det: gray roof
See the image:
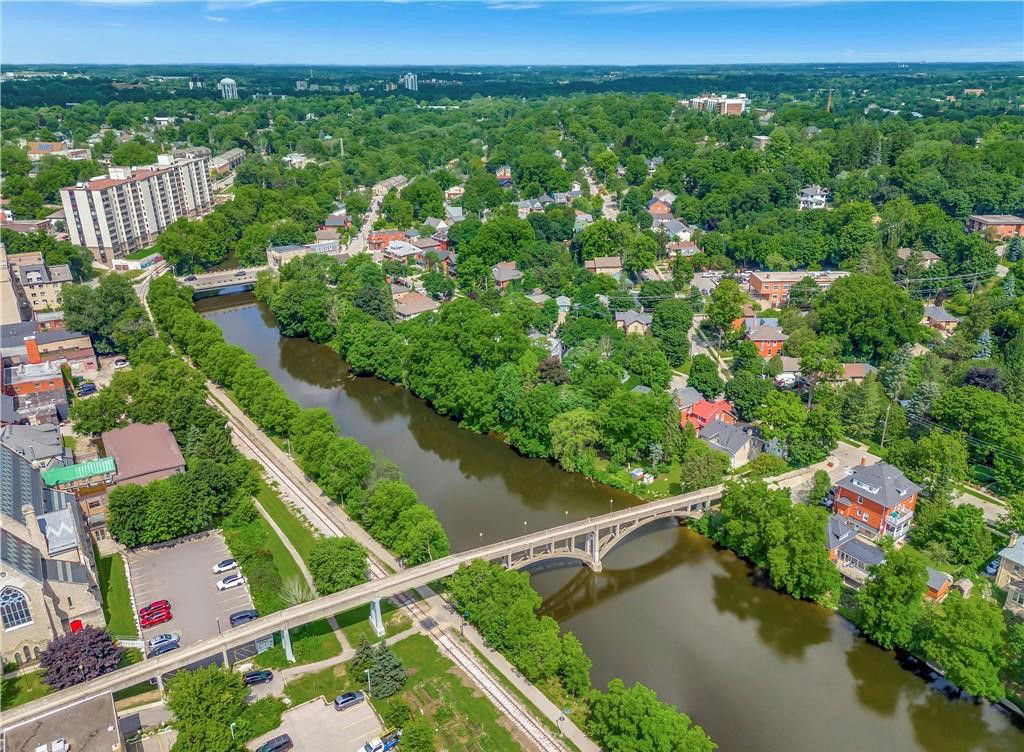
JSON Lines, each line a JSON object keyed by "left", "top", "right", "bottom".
{"left": 614, "top": 310, "right": 652, "bottom": 327}
{"left": 526, "top": 292, "right": 551, "bottom": 305}
{"left": 800, "top": 184, "right": 827, "bottom": 197}
{"left": 19, "top": 263, "right": 72, "bottom": 286}
{"left": 838, "top": 537, "right": 885, "bottom": 569}
{"left": 1, "top": 444, "right": 43, "bottom": 524}
{"left": 323, "top": 214, "right": 349, "bottom": 227}
{"left": 923, "top": 305, "right": 959, "bottom": 323}
{"left": 492, "top": 262, "right": 523, "bottom": 283}
{"left": 658, "top": 219, "right": 689, "bottom": 237}
{"left": 746, "top": 324, "right": 789, "bottom": 342}
{"left": 424, "top": 217, "right": 444, "bottom": 228}
{"left": 445, "top": 205, "right": 464, "bottom": 221}
{"left": 555, "top": 295, "right": 571, "bottom": 307}
{"left": 699, "top": 420, "right": 753, "bottom": 457}
{"left": 926, "top": 567, "right": 952, "bottom": 592}
{"left": 826, "top": 514, "right": 859, "bottom": 551}
{"left": 0, "top": 394, "right": 15, "bottom": 424}
{"left": 999, "top": 536, "right": 1024, "bottom": 568}
{"left": 0, "top": 528, "right": 44, "bottom": 581}
{"left": 0, "top": 321, "right": 36, "bottom": 343}
{"left": 836, "top": 462, "right": 922, "bottom": 510}
{"left": 674, "top": 386, "right": 703, "bottom": 408}
{"left": 38, "top": 507, "right": 79, "bottom": 556}
{"left": 743, "top": 316, "right": 780, "bottom": 331}
{"left": 0, "top": 423, "right": 64, "bottom": 463}
{"left": 34, "top": 328, "right": 89, "bottom": 346}
{"left": 631, "top": 385, "right": 652, "bottom": 394}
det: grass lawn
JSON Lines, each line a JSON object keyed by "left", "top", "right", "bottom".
{"left": 96, "top": 550, "right": 137, "bottom": 638}
{"left": 257, "top": 480, "right": 319, "bottom": 562}
{"left": 253, "top": 619, "right": 341, "bottom": 669}
{"left": 645, "top": 461, "right": 682, "bottom": 498}
{"left": 336, "top": 601, "right": 412, "bottom": 646}
{"left": 390, "top": 634, "right": 522, "bottom": 752}
{"left": 283, "top": 661, "right": 359, "bottom": 706}
{"left": 0, "top": 670, "right": 51, "bottom": 710}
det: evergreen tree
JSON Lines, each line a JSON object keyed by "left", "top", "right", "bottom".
{"left": 351, "top": 637, "right": 376, "bottom": 674}
{"left": 975, "top": 328, "right": 993, "bottom": 360}
{"left": 1007, "top": 236, "right": 1023, "bottom": 262}
{"left": 369, "top": 642, "right": 407, "bottom": 699}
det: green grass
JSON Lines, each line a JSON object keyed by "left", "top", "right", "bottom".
{"left": 253, "top": 513, "right": 306, "bottom": 595}
{"left": 257, "top": 480, "right": 319, "bottom": 562}
{"left": 96, "top": 550, "right": 137, "bottom": 637}
{"left": 336, "top": 601, "right": 412, "bottom": 646}
{"left": 645, "top": 461, "right": 682, "bottom": 498}
{"left": 253, "top": 619, "right": 341, "bottom": 669}
{"left": 283, "top": 661, "right": 359, "bottom": 706}
{"left": 124, "top": 248, "right": 159, "bottom": 261}
{"left": 0, "top": 670, "right": 51, "bottom": 710}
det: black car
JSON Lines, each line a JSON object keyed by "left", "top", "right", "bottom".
{"left": 147, "top": 639, "right": 180, "bottom": 658}
{"left": 229, "top": 609, "right": 259, "bottom": 627}
{"left": 243, "top": 669, "right": 273, "bottom": 686}
{"left": 76, "top": 383, "right": 97, "bottom": 397}
{"left": 185, "top": 275, "right": 197, "bottom": 281}
{"left": 258, "top": 734, "right": 292, "bottom": 752}
{"left": 333, "top": 690, "right": 365, "bottom": 711}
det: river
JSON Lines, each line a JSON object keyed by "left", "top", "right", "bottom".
{"left": 198, "top": 291, "right": 1022, "bottom": 752}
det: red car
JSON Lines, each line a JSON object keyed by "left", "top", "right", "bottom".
{"left": 138, "top": 600, "right": 170, "bottom": 616}
{"left": 140, "top": 608, "right": 172, "bottom": 628}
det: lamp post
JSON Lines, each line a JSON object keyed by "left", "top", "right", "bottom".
{"left": 557, "top": 715, "right": 565, "bottom": 733}
{"left": 365, "top": 668, "right": 372, "bottom": 697}
{"left": 609, "top": 498, "right": 614, "bottom": 514}
{"left": 229, "top": 722, "right": 237, "bottom": 740}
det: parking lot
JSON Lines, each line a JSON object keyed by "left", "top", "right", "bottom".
{"left": 127, "top": 532, "right": 253, "bottom": 650}
{"left": 247, "top": 696, "right": 382, "bottom": 752}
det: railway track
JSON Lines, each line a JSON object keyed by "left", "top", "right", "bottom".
{"left": 222, "top": 406, "right": 569, "bottom": 752}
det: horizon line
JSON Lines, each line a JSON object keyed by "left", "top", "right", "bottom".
{"left": 5, "top": 59, "right": 1022, "bottom": 66}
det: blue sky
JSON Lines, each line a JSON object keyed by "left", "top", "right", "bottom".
{"left": 2, "top": 2, "right": 1022, "bottom": 66}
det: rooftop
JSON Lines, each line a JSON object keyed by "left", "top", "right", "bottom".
{"left": 836, "top": 461, "right": 922, "bottom": 510}
{"left": 101, "top": 422, "right": 185, "bottom": 484}
{"left": 969, "top": 214, "right": 1024, "bottom": 224}
{"left": 394, "top": 291, "right": 441, "bottom": 318}
{"left": 999, "top": 535, "right": 1024, "bottom": 568}
{"left": 2, "top": 693, "right": 121, "bottom": 752}
{"left": 42, "top": 456, "right": 116, "bottom": 486}
{"left": 699, "top": 420, "right": 753, "bottom": 457}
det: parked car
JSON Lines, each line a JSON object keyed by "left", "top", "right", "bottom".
{"left": 211, "top": 558, "right": 237, "bottom": 574}
{"left": 357, "top": 730, "right": 401, "bottom": 752}
{"left": 113, "top": 358, "right": 130, "bottom": 369}
{"left": 985, "top": 559, "right": 1000, "bottom": 576}
{"left": 140, "top": 609, "right": 172, "bottom": 629}
{"left": 146, "top": 633, "right": 178, "bottom": 650}
{"left": 258, "top": 735, "right": 293, "bottom": 752}
{"left": 184, "top": 275, "right": 197, "bottom": 281}
{"left": 243, "top": 670, "right": 274, "bottom": 686}
{"left": 76, "top": 383, "right": 97, "bottom": 397}
{"left": 147, "top": 639, "right": 179, "bottom": 658}
{"left": 333, "top": 691, "right": 365, "bottom": 711}
{"left": 229, "top": 609, "right": 259, "bottom": 627}
{"left": 234, "top": 269, "right": 247, "bottom": 277}
{"left": 216, "top": 574, "right": 246, "bottom": 591}
{"left": 139, "top": 600, "right": 170, "bottom": 616}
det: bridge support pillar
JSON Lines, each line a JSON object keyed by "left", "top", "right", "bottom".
{"left": 155, "top": 672, "right": 164, "bottom": 693}
{"left": 588, "top": 531, "right": 603, "bottom": 572}
{"left": 369, "top": 597, "right": 385, "bottom": 638}
{"left": 281, "top": 627, "right": 295, "bottom": 663}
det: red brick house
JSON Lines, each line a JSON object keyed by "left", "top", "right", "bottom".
{"left": 646, "top": 198, "right": 673, "bottom": 218}
{"left": 832, "top": 460, "right": 921, "bottom": 542}
{"left": 368, "top": 229, "right": 408, "bottom": 252}
{"left": 742, "top": 317, "right": 788, "bottom": 358}
{"left": 682, "top": 398, "right": 736, "bottom": 430}
{"left": 966, "top": 214, "right": 1024, "bottom": 239}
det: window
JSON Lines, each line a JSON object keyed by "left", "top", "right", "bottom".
{"left": 1, "top": 587, "right": 32, "bottom": 630}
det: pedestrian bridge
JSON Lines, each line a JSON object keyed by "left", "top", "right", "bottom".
{"left": 179, "top": 266, "right": 267, "bottom": 293}
{"left": 0, "top": 484, "right": 723, "bottom": 729}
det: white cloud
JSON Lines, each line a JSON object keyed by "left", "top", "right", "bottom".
{"left": 487, "top": 2, "right": 542, "bottom": 9}
{"left": 205, "top": 14, "right": 228, "bottom": 21}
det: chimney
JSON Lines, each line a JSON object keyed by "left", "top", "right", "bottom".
{"left": 1011, "top": 532, "right": 1020, "bottom": 547}
{"left": 860, "top": 457, "right": 867, "bottom": 466}
{"left": 24, "top": 336, "right": 41, "bottom": 365}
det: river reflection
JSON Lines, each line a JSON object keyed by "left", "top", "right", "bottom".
{"left": 199, "top": 293, "right": 1022, "bottom": 752}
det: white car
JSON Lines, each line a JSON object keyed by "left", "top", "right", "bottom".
{"left": 211, "top": 558, "right": 237, "bottom": 574}
{"left": 113, "top": 359, "right": 130, "bottom": 369}
{"left": 216, "top": 574, "right": 246, "bottom": 591}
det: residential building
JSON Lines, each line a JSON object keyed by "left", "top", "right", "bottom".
{"left": 529, "top": 331, "right": 564, "bottom": 361}
{"left": 683, "top": 398, "right": 736, "bottom": 431}
{"left": 965, "top": 214, "right": 1024, "bottom": 239}
{"left": 584, "top": 256, "right": 623, "bottom": 276}
{"left": 742, "top": 316, "right": 789, "bottom": 357}
{"left": 922, "top": 305, "right": 960, "bottom": 334}
{"left": 102, "top": 422, "right": 186, "bottom": 486}
{"left": 444, "top": 204, "right": 464, "bottom": 224}
{"left": 684, "top": 93, "right": 749, "bottom": 115}
{"left": 2, "top": 348, "right": 65, "bottom": 399}
{"left": 832, "top": 534, "right": 885, "bottom": 588}
{"left": 394, "top": 291, "right": 440, "bottom": 320}
{"left": 798, "top": 185, "right": 828, "bottom": 210}
{"left": 646, "top": 197, "right": 673, "bottom": 218}
{"left": 752, "top": 135, "right": 771, "bottom": 151}
{"left": 210, "top": 147, "right": 245, "bottom": 174}
{"left": 896, "top": 247, "right": 941, "bottom": 269}
{"left": 491, "top": 261, "right": 524, "bottom": 292}
{"left": 646, "top": 156, "right": 664, "bottom": 174}
{"left": 963, "top": 88, "right": 985, "bottom": 96}
{"left": 748, "top": 270, "right": 848, "bottom": 306}
{"left": 24, "top": 141, "right": 69, "bottom": 162}
{"left": 495, "top": 165, "right": 512, "bottom": 181}
{"left": 996, "top": 534, "right": 1024, "bottom": 619}
{"left": 0, "top": 216, "right": 58, "bottom": 236}
{"left": 2, "top": 693, "right": 122, "bottom": 752}
{"left": 384, "top": 239, "right": 423, "bottom": 264}
{"left": 655, "top": 218, "right": 691, "bottom": 241}
{"left": 831, "top": 362, "right": 878, "bottom": 384}
{"left": 515, "top": 199, "right": 544, "bottom": 219}
{"left": 652, "top": 189, "right": 677, "bottom": 206}
{"left": 526, "top": 291, "right": 551, "bottom": 306}
{"left": 12, "top": 259, "right": 72, "bottom": 314}
{"left": 218, "top": 77, "right": 238, "bottom": 100}
{"left": 368, "top": 229, "right": 408, "bottom": 251}
{"left": 927, "top": 568, "right": 953, "bottom": 601}
{"left": 445, "top": 184, "right": 465, "bottom": 201}
{"left": 573, "top": 211, "right": 593, "bottom": 232}
{"left": 282, "top": 153, "right": 312, "bottom": 169}
{"left": 667, "top": 240, "right": 700, "bottom": 257}
{"left": 312, "top": 229, "right": 340, "bottom": 253}
{"left": 0, "top": 423, "right": 67, "bottom": 468}
{"left": 60, "top": 153, "right": 213, "bottom": 265}
{"left": 614, "top": 310, "right": 652, "bottom": 336}
{"left": 673, "top": 386, "right": 704, "bottom": 414}
{"left": 699, "top": 421, "right": 762, "bottom": 468}
{"left": 832, "top": 460, "right": 921, "bottom": 542}
{"left": 400, "top": 72, "right": 418, "bottom": 91}
{"left": 0, "top": 444, "right": 104, "bottom": 668}
{"left": 322, "top": 211, "right": 352, "bottom": 230}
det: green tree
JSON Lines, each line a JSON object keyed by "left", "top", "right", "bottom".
{"left": 559, "top": 632, "right": 592, "bottom": 697}
{"left": 307, "top": 538, "right": 368, "bottom": 595}
{"left": 166, "top": 665, "right": 249, "bottom": 730}
{"left": 724, "top": 371, "right": 772, "bottom": 421}
{"left": 855, "top": 544, "right": 928, "bottom": 650}
{"left": 587, "top": 679, "right": 715, "bottom": 752}
{"left": 765, "top": 504, "right": 841, "bottom": 604}
{"left": 920, "top": 593, "right": 1007, "bottom": 700}
{"left": 651, "top": 299, "right": 693, "bottom": 366}
{"left": 368, "top": 642, "right": 407, "bottom": 699}
{"left": 884, "top": 431, "right": 969, "bottom": 504}
{"left": 400, "top": 719, "right": 436, "bottom": 752}
{"left": 688, "top": 354, "right": 723, "bottom": 398}
{"left": 910, "top": 503, "right": 991, "bottom": 568}
{"left": 814, "top": 274, "right": 923, "bottom": 362}
{"left": 705, "top": 278, "right": 744, "bottom": 344}
{"left": 550, "top": 408, "right": 600, "bottom": 473}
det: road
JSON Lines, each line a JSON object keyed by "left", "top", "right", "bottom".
{"left": 583, "top": 167, "right": 618, "bottom": 220}
{"left": 346, "top": 176, "right": 400, "bottom": 256}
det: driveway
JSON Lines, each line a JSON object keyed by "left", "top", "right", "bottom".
{"left": 127, "top": 532, "right": 253, "bottom": 651}
{"left": 247, "top": 697, "right": 381, "bottom": 752}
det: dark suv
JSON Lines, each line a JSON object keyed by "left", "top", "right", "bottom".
{"left": 229, "top": 609, "right": 259, "bottom": 627}
{"left": 258, "top": 734, "right": 292, "bottom": 752}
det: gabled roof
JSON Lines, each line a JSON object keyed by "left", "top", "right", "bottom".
{"left": 838, "top": 537, "right": 885, "bottom": 569}
{"left": 0, "top": 528, "right": 44, "bottom": 582}
{"left": 614, "top": 310, "right": 652, "bottom": 327}
{"left": 673, "top": 386, "right": 703, "bottom": 409}
{"left": 923, "top": 305, "right": 959, "bottom": 323}
{"left": 699, "top": 420, "right": 751, "bottom": 456}
{"left": 835, "top": 461, "right": 922, "bottom": 510}
{"left": 492, "top": 261, "right": 524, "bottom": 283}
{"left": 926, "top": 567, "right": 953, "bottom": 592}
{"left": 999, "top": 536, "right": 1024, "bottom": 568}
{"left": 826, "top": 514, "right": 859, "bottom": 551}
{"left": 746, "top": 324, "right": 789, "bottom": 343}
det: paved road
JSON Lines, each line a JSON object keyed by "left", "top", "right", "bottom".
{"left": 583, "top": 167, "right": 618, "bottom": 220}
{"left": 346, "top": 176, "right": 400, "bottom": 256}
{"left": 247, "top": 697, "right": 381, "bottom": 752}
{"left": 953, "top": 490, "right": 1005, "bottom": 523}
{"left": 180, "top": 268, "right": 263, "bottom": 291}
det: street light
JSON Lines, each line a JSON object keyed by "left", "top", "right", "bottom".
{"left": 365, "top": 668, "right": 372, "bottom": 697}
{"left": 609, "top": 498, "right": 614, "bottom": 514}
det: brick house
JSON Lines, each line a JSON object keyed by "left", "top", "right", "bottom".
{"left": 742, "top": 317, "right": 788, "bottom": 358}
{"left": 832, "top": 460, "right": 921, "bottom": 542}
{"left": 682, "top": 398, "right": 736, "bottom": 430}
{"left": 966, "top": 214, "right": 1024, "bottom": 239}
{"left": 646, "top": 198, "right": 673, "bottom": 219}
{"left": 748, "top": 270, "right": 848, "bottom": 306}
{"left": 368, "top": 229, "right": 408, "bottom": 252}
{"left": 491, "top": 261, "right": 524, "bottom": 292}
{"left": 921, "top": 305, "right": 960, "bottom": 334}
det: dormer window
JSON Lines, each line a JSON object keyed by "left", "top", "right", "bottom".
{"left": 851, "top": 479, "right": 879, "bottom": 494}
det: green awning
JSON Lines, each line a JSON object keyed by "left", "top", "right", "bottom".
{"left": 42, "top": 456, "right": 116, "bottom": 486}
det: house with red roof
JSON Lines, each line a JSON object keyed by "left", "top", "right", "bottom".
{"left": 682, "top": 398, "right": 736, "bottom": 430}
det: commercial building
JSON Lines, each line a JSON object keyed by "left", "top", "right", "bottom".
{"left": 102, "top": 422, "right": 185, "bottom": 486}
{"left": 60, "top": 153, "right": 213, "bottom": 265}
{"left": 748, "top": 270, "right": 848, "bottom": 306}
{"left": 0, "top": 444, "right": 104, "bottom": 668}
{"left": 3, "top": 693, "right": 122, "bottom": 752}
{"left": 400, "top": 72, "right": 418, "bottom": 91}
{"left": 683, "top": 93, "right": 749, "bottom": 115}
{"left": 965, "top": 214, "right": 1024, "bottom": 239}
{"left": 218, "top": 77, "right": 239, "bottom": 100}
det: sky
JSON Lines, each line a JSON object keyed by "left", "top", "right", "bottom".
{"left": 2, "top": 1, "right": 1022, "bottom": 66}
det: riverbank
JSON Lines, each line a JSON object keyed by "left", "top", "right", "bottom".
{"left": 199, "top": 291, "right": 1023, "bottom": 752}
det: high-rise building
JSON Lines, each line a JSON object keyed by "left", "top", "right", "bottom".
{"left": 60, "top": 154, "right": 214, "bottom": 265}
{"left": 399, "top": 72, "right": 418, "bottom": 92}
{"left": 217, "top": 77, "right": 238, "bottom": 100}
{"left": 188, "top": 74, "right": 204, "bottom": 90}
{"left": 684, "top": 93, "right": 749, "bottom": 115}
